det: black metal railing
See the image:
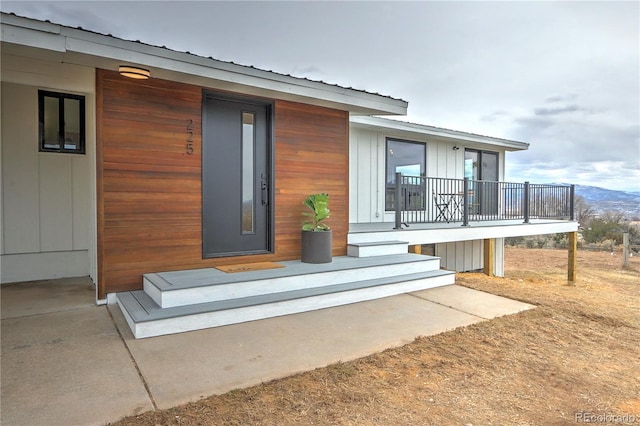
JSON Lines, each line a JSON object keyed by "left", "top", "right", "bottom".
{"left": 391, "top": 173, "right": 574, "bottom": 229}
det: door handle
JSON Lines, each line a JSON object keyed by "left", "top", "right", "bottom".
{"left": 261, "top": 173, "right": 268, "bottom": 206}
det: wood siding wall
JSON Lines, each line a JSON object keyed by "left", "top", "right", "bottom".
{"left": 274, "top": 100, "right": 349, "bottom": 259}
{"left": 96, "top": 70, "right": 348, "bottom": 298}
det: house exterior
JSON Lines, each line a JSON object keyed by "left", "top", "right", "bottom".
{"left": 1, "top": 13, "right": 577, "bottom": 330}
{"left": 1, "top": 13, "right": 406, "bottom": 301}
{"left": 347, "top": 116, "right": 578, "bottom": 275}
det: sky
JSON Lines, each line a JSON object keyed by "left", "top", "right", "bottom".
{"left": 3, "top": 1, "right": 639, "bottom": 192}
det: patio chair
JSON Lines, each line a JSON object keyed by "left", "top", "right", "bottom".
{"left": 433, "top": 191, "right": 451, "bottom": 222}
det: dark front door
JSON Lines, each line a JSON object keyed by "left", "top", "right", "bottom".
{"left": 202, "top": 93, "right": 272, "bottom": 257}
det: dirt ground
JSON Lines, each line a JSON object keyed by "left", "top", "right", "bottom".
{"left": 112, "top": 247, "right": 640, "bottom": 425}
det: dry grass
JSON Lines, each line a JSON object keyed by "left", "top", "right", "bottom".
{"left": 112, "top": 248, "right": 640, "bottom": 425}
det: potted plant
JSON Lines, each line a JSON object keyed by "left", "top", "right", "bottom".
{"left": 301, "top": 193, "right": 332, "bottom": 263}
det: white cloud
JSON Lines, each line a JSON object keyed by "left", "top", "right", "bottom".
{"left": 2, "top": 0, "right": 638, "bottom": 191}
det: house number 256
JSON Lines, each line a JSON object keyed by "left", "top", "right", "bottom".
{"left": 186, "top": 119, "right": 194, "bottom": 155}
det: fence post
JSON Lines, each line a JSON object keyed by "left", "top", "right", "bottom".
{"left": 622, "top": 232, "right": 630, "bottom": 269}
{"left": 568, "top": 231, "right": 577, "bottom": 284}
{"left": 462, "top": 177, "right": 470, "bottom": 227}
{"left": 570, "top": 184, "right": 575, "bottom": 221}
{"left": 394, "top": 172, "right": 402, "bottom": 229}
{"left": 523, "top": 181, "right": 530, "bottom": 224}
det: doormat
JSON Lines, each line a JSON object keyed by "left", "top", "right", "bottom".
{"left": 215, "top": 262, "right": 285, "bottom": 273}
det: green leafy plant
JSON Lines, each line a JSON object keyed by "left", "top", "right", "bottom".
{"left": 302, "top": 193, "right": 331, "bottom": 231}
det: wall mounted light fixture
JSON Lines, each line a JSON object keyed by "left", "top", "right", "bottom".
{"left": 452, "top": 146, "right": 460, "bottom": 151}
{"left": 119, "top": 65, "right": 150, "bottom": 79}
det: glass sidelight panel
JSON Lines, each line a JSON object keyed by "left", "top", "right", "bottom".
{"left": 242, "top": 112, "right": 255, "bottom": 234}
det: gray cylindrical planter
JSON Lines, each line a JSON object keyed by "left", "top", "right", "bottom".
{"left": 301, "top": 230, "right": 333, "bottom": 264}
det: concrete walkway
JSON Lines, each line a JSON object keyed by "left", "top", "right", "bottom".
{"left": 1, "top": 277, "right": 534, "bottom": 426}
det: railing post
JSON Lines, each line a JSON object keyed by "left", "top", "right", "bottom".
{"left": 462, "top": 177, "right": 470, "bottom": 227}
{"left": 523, "top": 181, "right": 530, "bottom": 223}
{"left": 394, "top": 172, "right": 402, "bottom": 229}
{"left": 570, "top": 184, "right": 575, "bottom": 221}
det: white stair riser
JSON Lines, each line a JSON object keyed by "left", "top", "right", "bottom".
{"left": 347, "top": 244, "right": 408, "bottom": 257}
{"left": 144, "top": 277, "right": 162, "bottom": 307}
{"left": 126, "top": 274, "right": 455, "bottom": 339}
{"left": 147, "top": 259, "right": 441, "bottom": 308}
{"left": 118, "top": 297, "right": 139, "bottom": 340}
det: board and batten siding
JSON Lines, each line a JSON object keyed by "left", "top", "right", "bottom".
{"left": 436, "top": 238, "right": 505, "bottom": 276}
{"left": 349, "top": 126, "right": 466, "bottom": 223}
{"left": 349, "top": 125, "right": 507, "bottom": 275}
{"left": 97, "top": 70, "right": 349, "bottom": 298}
{"left": 436, "top": 241, "right": 483, "bottom": 273}
{"left": 0, "top": 58, "right": 95, "bottom": 284}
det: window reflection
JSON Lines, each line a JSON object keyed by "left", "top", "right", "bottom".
{"left": 63, "top": 98, "right": 81, "bottom": 150}
{"left": 385, "top": 139, "right": 425, "bottom": 211}
{"left": 43, "top": 96, "right": 60, "bottom": 149}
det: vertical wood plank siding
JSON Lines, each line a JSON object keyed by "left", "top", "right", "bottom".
{"left": 274, "top": 100, "right": 349, "bottom": 261}
{"left": 96, "top": 70, "right": 348, "bottom": 298}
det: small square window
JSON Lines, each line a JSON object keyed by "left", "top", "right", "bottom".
{"left": 38, "top": 90, "right": 86, "bottom": 154}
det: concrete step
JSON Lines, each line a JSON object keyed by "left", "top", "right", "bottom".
{"left": 347, "top": 240, "right": 409, "bottom": 257}
{"left": 144, "top": 254, "right": 441, "bottom": 308}
{"left": 117, "top": 269, "right": 455, "bottom": 339}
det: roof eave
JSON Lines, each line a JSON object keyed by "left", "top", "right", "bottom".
{"left": 350, "top": 116, "right": 529, "bottom": 151}
{"left": 0, "top": 13, "right": 408, "bottom": 116}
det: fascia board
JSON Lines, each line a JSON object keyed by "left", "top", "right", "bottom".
{"left": 1, "top": 14, "right": 407, "bottom": 114}
{"left": 351, "top": 116, "right": 529, "bottom": 151}
{"left": 1, "top": 21, "right": 65, "bottom": 53}
{"left": 0, "top": 13, "right": 61, "bottom": 34}
{"left": 61, "top": 26, "right": 369, "bottom": 96}
{"left": 63, "top": 36, "right": 407, "bottom": 115}
{"left": 40, "top": 22, "right": 401, "bottom": 115}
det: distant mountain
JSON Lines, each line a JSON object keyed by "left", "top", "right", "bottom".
{"left": 552, "top": 183, "right": 640, "bottom": 219}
